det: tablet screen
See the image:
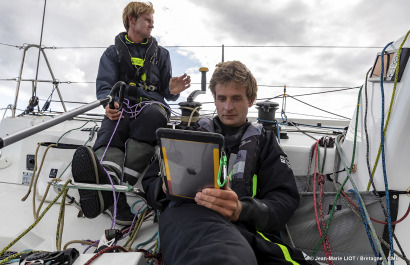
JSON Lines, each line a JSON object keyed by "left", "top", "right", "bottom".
{"left": 157, "top": 129, "right": 223, "bottom": 200}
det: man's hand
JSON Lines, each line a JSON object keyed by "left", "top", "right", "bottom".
{"left": 169, "top": 73, "right": 191, "bottom": 95}
{"left": 195, "top": 187, "right": 242, "bottom": 222}
{"left": 105, "top": 102, "right": 123, "bottom": 121}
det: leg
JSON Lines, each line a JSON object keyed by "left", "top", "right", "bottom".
{"left": 159, "top": 203, "right": 257, "bottom": 265}
{"left": 124, "top": 103, "right": 167, "bottom": 185}
{"left": 94, "top": 146, "right": 135, "bottom": 226}
{"left": 71, "top": 146, "right": 114, "bottom": 218}
{"left": 72, "top": 116, "right": 129, "bottom": 219}
{"left": 129, "top": 103, "right": 168, "bottom": 146}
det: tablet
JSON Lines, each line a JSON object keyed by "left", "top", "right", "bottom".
{"left": 156, "top": 128, "right": 225, "bottom": 200}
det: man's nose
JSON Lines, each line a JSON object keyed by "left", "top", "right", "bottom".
{"left": 224, "top": 100, "right": 233, "bottom": 110}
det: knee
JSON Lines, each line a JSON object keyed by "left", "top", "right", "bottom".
{"left": 141, "top": 104, "right": 168, "bottom": 126}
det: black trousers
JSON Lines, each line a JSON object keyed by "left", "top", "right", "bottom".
{"left": 159, "top": 203, "right": 319, "bottom": 265}
{"left": 93, "top": 103, "right": 168, "bottom": 151}
{"left": 159, "top": 203, "right": 257, "bottom": 265}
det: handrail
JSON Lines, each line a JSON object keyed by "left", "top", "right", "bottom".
{"left": 12, "top": 44, "right": 67, "bottom": 118}
{"left": 1, "top": 81, "right": 126, "bottom": 149}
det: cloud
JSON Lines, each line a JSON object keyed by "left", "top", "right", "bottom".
{"left": 1, "top": 0, "right": 410, "bottom": 121}
{"left": 195, "top": 0, "right": 310, "bottom": 44}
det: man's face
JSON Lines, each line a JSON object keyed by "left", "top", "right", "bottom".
{"left": 214, "top": 81, "right": 253, "bottom": 127}
{"left": 130, "top": 12, "right": 154, "bottom": 39}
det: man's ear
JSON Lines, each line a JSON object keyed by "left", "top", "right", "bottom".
{"left": 128, "top": 15, "right": 135, "bottom": 24}
{"left": 248, "top": 98, "right": 255, "bottom": 107}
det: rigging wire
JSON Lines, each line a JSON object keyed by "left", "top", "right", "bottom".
{"left": 0, "top": 78, "right": 361, "bottom": 91}
{"left": 286, "top": 95, "right": 350, "bottom": 120}
{"left": 0, "top": 41, "right": 387, "bottom": 50}
{"left": 33, "top": 0, "right": 47, "bottom": 98}
{"left": 43, "top": 44, "right": 387, "bottom": 49}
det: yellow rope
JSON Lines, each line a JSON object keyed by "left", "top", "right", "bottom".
{"left": 0, "top": 179, "right": 72, "bottom": 258}
{"left": 32, "top": 143, "right": 56, "bottom": 219}
{"left": 366, "top": 30, "right": 410, "bottom": 190}
{"left": 35, "top": 179, "right": 54, "bottom": 219}
{"left": 56, "top": 186, "right": 68, "bottom": 251}
{"left": 123, "top": 209, "right": 148, "bottom": 251}
{"left": 21, "top": 142, "right": 43, "bottom": 201}
{"left": 180, "top": 106, "right": 200, "bottom": 126}
{"left": 63, "top": 240, "right": 94, "bottom": 251}
{"left": 0, "top": 250, "right": 41, "bottom": 265}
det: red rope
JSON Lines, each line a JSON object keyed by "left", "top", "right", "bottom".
{"left": 137, "top": 249, "right": 163, "bottom": 265}
{"left": 341, "top": 190, "right": 410, "bottom": 225}
{"left": 84, "top": 245, "right": 128, "bottom": 265}
{"left": 313, "top": 141, "right": 334, "bottom": 265}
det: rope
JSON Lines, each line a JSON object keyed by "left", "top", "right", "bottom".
{"left": 63, "top": 240, "right": 94, "bottom": 251}
{"left": 380, "top": 42, "right": 395, "bottom": 264}
{"left": 120, "top": 202, "right": 147, "bottom": 246}
{"left": 134, "top": 230, "right": 159, "bottom": 251}
{"left": 312, "top": 141, "right": 334, "bottom": 264}
{"left": 341, "top": 192, "right": 410, "bottom": 225}
{"left": 32, "top": 143, "right": 57, "bottom": 219}
{"left": 312, "top": 85, "right": 387, "bottom": 265}
{"left": 21, "top": 143, "right": 43, "bottom": 201}
{"left": 378, "top": 236, "right": 410, "bottom": 264}
{"left": 304, "top": 142, "right": 316, "bottom": 192}
{"left": 180, "top": 106, "right": 201, "bottom": 126}
{"left": 123, "top": 208, "right": 149, "bottom": 250}
{"left": 349, "top": 189, "right": 380, "bottom": 259}
{"left": 0, "top": 250, "right": 39, "bottom": 265}
{"left": 84, "top": 245, "right": 128, "bottom": 265}
{"left": 136, "top": 249, "right": 163, "bottom": 265}
{"left": 334, "top": 140, "right": 388, "bottom": 265}
{"left": 56, "top": 186, "right": 69, "bottom": 251}
{"left": 281, "top": 85, "right": 287, "bottom": 123}
{"left": 35, "top": 179, "right": 56, "bottom": 218}
{"left": 367, "top": 31, "right": 410, "bottom": 191}
{"left": 0, "top": 179, "right": 72, "bottom": 258}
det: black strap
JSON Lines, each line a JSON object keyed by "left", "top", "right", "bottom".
{"left": 381, "top": 193, "right": 399, "bottom": 258}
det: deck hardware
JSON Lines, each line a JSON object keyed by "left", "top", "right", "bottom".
{"left": 351, "top": 163, "right": 357, "bottom": 173}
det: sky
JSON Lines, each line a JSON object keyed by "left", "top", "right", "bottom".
{"left": 0, "top": 0, "right": 409, "bottom": 122}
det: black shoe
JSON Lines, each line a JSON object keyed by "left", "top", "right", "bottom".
{"left": 72, "top": 146, "right": 113, "bottom": 218}
{"left": 104, "top": 195, "right": 135, "bottom": 226}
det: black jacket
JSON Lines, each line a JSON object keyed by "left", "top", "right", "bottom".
{"left": 142, "top": 117, "right": 300, "bottom": 237}
{"left": 96, "top": 33, "right": 178, "bottom": 106}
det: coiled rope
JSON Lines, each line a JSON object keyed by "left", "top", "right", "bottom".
{"left": 0, "top": 179, "right": 72, "bottom": 258}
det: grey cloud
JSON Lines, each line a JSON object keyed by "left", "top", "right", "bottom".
{"left": 195, "top": 0, "right": 310, "bottom": 44}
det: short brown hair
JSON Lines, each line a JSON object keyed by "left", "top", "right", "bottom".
{"left": 122, "top": 2, "right": 155, "bottom": 31}
{"left": 209, "top": 61, "right": 257, "bottom": 102}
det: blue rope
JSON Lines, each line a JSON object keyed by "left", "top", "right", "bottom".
{"left": 335, "top": 140, "right": 388, "bottom": 264}
{"left": 156, "top": 210, "right": 161, "bottom": 252}
{"left": 257, "top": 118, "right": 281, "bottom": 143}
{"left": 380, "top": 41, "right": 394, "bottom": 264}
{"left": 349, "top": 189, "right": 381, "bottom": 263}
{"left": 130, "top": 200, "right": 146, "bottom": 215}
{"left": 281, "top": 111, "right": 288, "bottom": 124}
{"left": 134, "top": 230, "right": 159, "bottom": 251}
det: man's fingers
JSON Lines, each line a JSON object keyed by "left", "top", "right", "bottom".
{"left": 196, "top": 189, "right": 237, "bottom": 208}
{"left": 195, "top": 191, "right": 239, "bottom": 219}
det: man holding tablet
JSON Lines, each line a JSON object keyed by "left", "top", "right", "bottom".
{"left": 143, "top": 61, "right": 317, "bottom": 265}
